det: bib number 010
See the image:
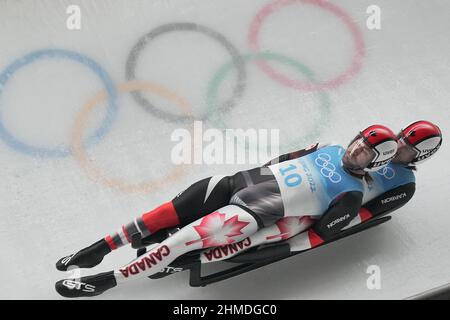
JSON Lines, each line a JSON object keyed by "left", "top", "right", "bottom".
{"left": 278, "top": 163, "right": 302, "bottom": 187}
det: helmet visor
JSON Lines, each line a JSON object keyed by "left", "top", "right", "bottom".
{"left": 343, "top": 137, "right": 376, "bottom": 170}
{"left": 394, "top": 138, "right": 419, "bottom": 164}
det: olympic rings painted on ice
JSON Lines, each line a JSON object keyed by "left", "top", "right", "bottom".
{"left": 0, "top": 49, "right": 118, "bottom": 158}
{"left": 71, "top": 81, "right": 193, "bottom": 194}
{"left": 126, "top": 22, "right": 247, "bottom": 123}
{"left": 206, "top": 51, "right": 330, "bottom": 150}
{"left": 248, "top": 0, "right": 365, "bottom": 91}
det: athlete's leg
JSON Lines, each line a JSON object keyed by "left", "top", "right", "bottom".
{"left": 55, "top": 205, "right": 259, "bottom": 297}
{"left": 56, "top": 174, "right": 244, "bottom": 271}
{"left": 200, "top": 216, "right": 315, "bottom": 263}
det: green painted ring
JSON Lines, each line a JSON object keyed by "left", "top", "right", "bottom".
{"left": 205, "top": 51, "right": 331, "bottom": 152}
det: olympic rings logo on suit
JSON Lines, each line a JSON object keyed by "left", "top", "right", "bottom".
{"left": 314, "top": 153, "right": 342, "bottom": 184}
{"left": 376, "top": 166, "right": 395, "bottom": 180}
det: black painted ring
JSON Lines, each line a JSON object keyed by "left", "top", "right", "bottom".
{"left": 126, "top": 22, "right": 247, "bottom": 123}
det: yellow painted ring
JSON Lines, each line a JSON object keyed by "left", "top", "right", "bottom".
{"left": 71, "top": 81, "right": 193, "bottom": 194}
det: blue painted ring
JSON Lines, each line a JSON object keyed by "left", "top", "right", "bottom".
{"left": 0, "top": 49, "right": 118, "bottom": 157}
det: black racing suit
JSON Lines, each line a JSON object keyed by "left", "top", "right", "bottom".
{"left": 172, "top": 143, "right": 324, "bottom": 229}
{"left": 171, "top": 143, "right": 416, "bottom": 242}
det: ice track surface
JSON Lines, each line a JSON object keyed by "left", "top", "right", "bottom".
{"left": 0, "top": 0, "right": 449, "bottom": 299}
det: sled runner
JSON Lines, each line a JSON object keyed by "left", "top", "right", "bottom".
{"left": 131, "top": 215, "right": 392, "bottom": 287}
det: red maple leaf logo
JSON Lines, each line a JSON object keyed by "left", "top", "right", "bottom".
{"left": 266, "top": 216, "right": 314, "bottom": 241}
{"left": 185, "top": 211, "right": 250, "bottom": 248}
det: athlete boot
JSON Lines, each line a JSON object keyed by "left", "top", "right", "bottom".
{"left": 55, "top": 271, "right": 117, "bottom": 298}
{"left": 56, "top": 239, "right": 111, "bottom": 271}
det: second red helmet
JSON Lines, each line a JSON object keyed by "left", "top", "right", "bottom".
{"left": 396, "top": 120, "right": 442, "bottom": 165}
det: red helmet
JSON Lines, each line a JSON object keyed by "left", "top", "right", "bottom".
{"left": 395, "top": 120, "right": 442, "bottom": 165}
{"left": 344, "top": 125, "right": 398, "bottom": 172}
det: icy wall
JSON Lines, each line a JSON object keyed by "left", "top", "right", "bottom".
{"left": 0, "top": 0, "right": 449, "bottom": 299}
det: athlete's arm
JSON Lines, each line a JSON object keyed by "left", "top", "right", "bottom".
{"left": 360, "top": 183, "right": 416, "bottom": 220}
{"left": 263, "top": 142, "right": 324, "bottom": 166}
{"left": 311, "top": 191, "right": 363, "bottom": 241}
